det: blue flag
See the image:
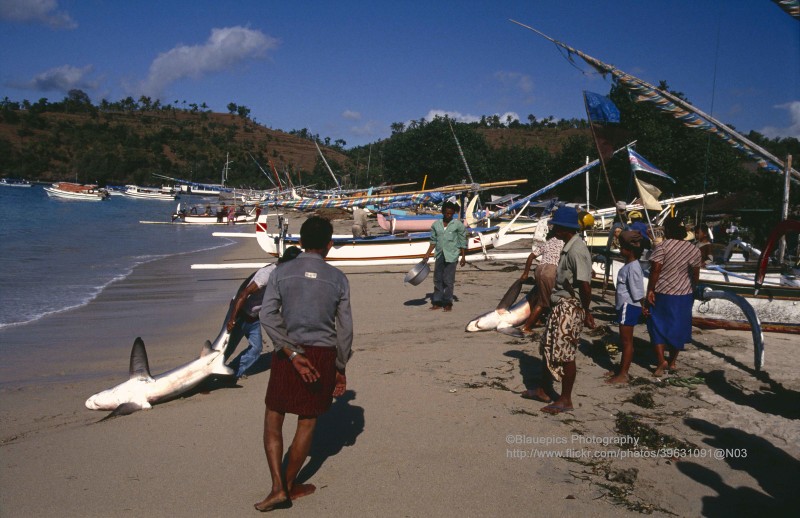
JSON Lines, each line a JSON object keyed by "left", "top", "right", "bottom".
{"left": 627, "top": 147, "right": 676, "bottom": 183}
{"left": 584, "top": 91, "right": 621, "bottom": 124}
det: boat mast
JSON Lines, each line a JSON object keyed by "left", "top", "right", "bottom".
{"left": 315, "top": 141, "right": 341, "bottom": 191}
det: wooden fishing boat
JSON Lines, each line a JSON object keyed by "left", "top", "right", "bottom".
{"left": 122, "top": 185, "right": 179, "bottom": 200}
{"left": 253, "top": 213, "right": 531, "bottom": 266}
{"left": 44, "top": 182, "right": 110, "bottom": 201}
{"left": 595, "top": 252, "right": 799, "bottom": 328}
{"left": 170, "top": 204, "right": 259, "bottom": 224}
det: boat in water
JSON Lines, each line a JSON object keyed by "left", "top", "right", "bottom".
{"left": 169, "top": 203, "right": 259, "bottom": 224}
{"left": 43, "top": 182, "right": 110, "bottom": 201}
{"left": 0, "top": 177, "right": 32, "bottom": 188}
{"left": 122, "top": 185, "right": 179, "bottom": 201}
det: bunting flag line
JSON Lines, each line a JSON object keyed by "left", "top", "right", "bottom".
{"left": 772, "top": 0, "right": 800, "bottom": 19}
{"left": 627, "top": 147, "right": 677, "bottom": 183}
{"left": 509, "top": 20, "right": 799, "bottom": 182}
{"left": 634, "top": 175, "right": 663, "bottom": 211}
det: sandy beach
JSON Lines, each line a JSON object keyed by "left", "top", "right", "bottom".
{"left": 1, "top": 214, "right": 798, "bottom": 517}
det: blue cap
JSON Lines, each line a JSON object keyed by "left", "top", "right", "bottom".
{"left": 550, "top": 206, "right": 581, "bottom": 230}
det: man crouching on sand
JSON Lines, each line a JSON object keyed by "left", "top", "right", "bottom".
{"left": 256, "top": 216, "right": 353, "bottom": 512}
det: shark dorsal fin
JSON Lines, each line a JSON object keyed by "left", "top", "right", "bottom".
{"left": 200, "top": 340, "right": 214, "bottom": 357}
{"left": 129, "top": 337, "right": 152, "bottom": 378}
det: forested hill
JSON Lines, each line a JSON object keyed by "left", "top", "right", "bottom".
{"left": 1, "top": 93, "right": 797, "bottom": 214}
{"left": 0, "top": 96, "right": 351, "bottom": 189}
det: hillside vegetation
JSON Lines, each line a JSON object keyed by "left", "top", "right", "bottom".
{"left": 1, "top": 89, "right": 797, "bottom": 217}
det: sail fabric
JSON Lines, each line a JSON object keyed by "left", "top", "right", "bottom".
{"left": 628, "top": 148, "right": 676, "bottom": 183}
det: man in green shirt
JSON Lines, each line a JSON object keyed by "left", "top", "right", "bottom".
{"left": 422, "top": 201, "right": 467, "bottom": 312}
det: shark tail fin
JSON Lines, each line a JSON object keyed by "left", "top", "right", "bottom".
{"left": 497, "top": 279, "right": 524, "bottom": 310}
{"left": 129, "top": 337, "right": 152, "bottom": 379}
{"left": 200, "top": 340, "right": 214, "bottom": 357}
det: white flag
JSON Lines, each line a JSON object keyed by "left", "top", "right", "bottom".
{"left": 634, "top": 175, "right": 662, "bottom": 211}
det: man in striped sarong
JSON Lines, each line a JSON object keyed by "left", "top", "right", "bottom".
{"left": 521, "top": 206, "right": 595, "bottom": 414}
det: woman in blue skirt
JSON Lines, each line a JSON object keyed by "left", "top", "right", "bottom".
{"left": 646, "top": 217, "right": 702, "bottom": 376}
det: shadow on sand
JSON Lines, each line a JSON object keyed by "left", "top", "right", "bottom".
{"left": 676, "top": 418, "right": 799, "bottom": 514}
{"left": 296, "top": 390, "right": 365, "bottom": 483}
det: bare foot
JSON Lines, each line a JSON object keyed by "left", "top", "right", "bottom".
{"left": 288, "top": 483, "right": 316, "bottom": 501}
{"left": 653, "top": 362, "right": 668, "bottom": 377}
{"left": 606, "top": 374, "right": 630, "bottom": 384}
{"left": 521, "top": 388, "right": 552, "bottom": 403}
{"left": 668, "top": 363, "right": 678, "bottom": 373}
{"left": 541, "top": 401, "right": 574, "bottom": 414}
{"left": 254, "top": 490, "right": 290, "bottom": 512}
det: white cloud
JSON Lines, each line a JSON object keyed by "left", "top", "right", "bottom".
{"left": 494, "top": 70, "right": 534, "bottom": 104}
{"left": 21, "top": 64, "right": 97, "bottom": 93}
{"left": 759, "top": 101, "right": 800, "bottom": 139}
{"left": 422, "top": 109, "right": 521, "bottom": 125}
{"left": 0, "top": 0, "right": 76, "bottom": 29}
{"left": 349, "top": 120, "right": 379, "bottom": 138}
{"left": 423, "top": 109, "right": 482, "bottom": 124}
{"left": 342, "top": 110, "right": 361, "bottom": 120}
{"left": 494, "top": 71, "right": 533, "bottom": 93}
{"left": 137, "top": 26, "right": 278, "bottom": 97}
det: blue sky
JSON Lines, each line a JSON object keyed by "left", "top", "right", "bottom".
{"left": 1, "top": 0, "right": 798, "bottom": 148}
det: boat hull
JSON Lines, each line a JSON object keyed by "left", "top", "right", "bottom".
{"left": 254, "top": 215, "right": 530, "bottom": 266}
{"left": 122, "top": 185, "right": 178, "bottom": 200}
{"left": 44, "top": 185, "right": 109, "bottom": 201}
{"left": 594, "top": 256, "right": 800, "bottom": 325}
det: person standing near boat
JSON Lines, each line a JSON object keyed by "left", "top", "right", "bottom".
{"left": 646, "top": 216, "right": 701, "bottom": 377}
{"left": 694, "top": 223, "right": 714, "bottom": 265}
{"left": 422, "top": 201, "right": 467, "bottom": 312}
{"left": 519, "top": 228, "right": 563, "bottom": 334}
{"left": 523, "top": 206, "right": 595, "bottom": 414}
{"left": 224, "top": 247, "right": 302, "bottom": 379}
{"left": 256, "top": 216, "right": 353, "bottom": 512}
{"left": 351, "top": 206, "right": 369, "bottom": 238}
{"left": 606, "top": 231, "right": 647, "bottom": 384}
{"left": 627, "top": 210, "right": 652, "bottom": 250}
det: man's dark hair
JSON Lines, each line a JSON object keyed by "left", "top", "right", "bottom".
{"left": 663, "top": 216, "right": 687, "bottom": 240}
{"left": 300, "top": 216, "right": 333, "bottom": 249}
{"left": 442, "top": 201, "right": 459, "bottom": 213}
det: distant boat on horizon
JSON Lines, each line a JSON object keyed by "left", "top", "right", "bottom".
{"left": 0, "top": 177, "right": 32, "bottom": 188}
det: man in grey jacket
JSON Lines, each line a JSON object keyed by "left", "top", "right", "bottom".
{"left": 255, "top": 216, "right": 353, "bottom": 512}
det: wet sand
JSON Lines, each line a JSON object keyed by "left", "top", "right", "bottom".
{"left": 1, "top": 215, "right": 798, "bottom": 516}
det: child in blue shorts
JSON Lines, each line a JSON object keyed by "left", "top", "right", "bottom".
{"left": 607, "top": 230, "right": 647, "bottom": 384}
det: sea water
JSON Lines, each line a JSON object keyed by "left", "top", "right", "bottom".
{"left": 0, "top": 186, "right": 234, "bottom": 328}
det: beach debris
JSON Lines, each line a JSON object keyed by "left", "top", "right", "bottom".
{"left": 606, "top": 468, "right": 639, "bottom": 485}
{"left": 627, "top": 391, "right": 655, "bottom": 409}
{"left": 614, "top": 412, "right": 694, "bottom": 451}
{"left": 664, "top": 376, "right": 706, "bottom": 388}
